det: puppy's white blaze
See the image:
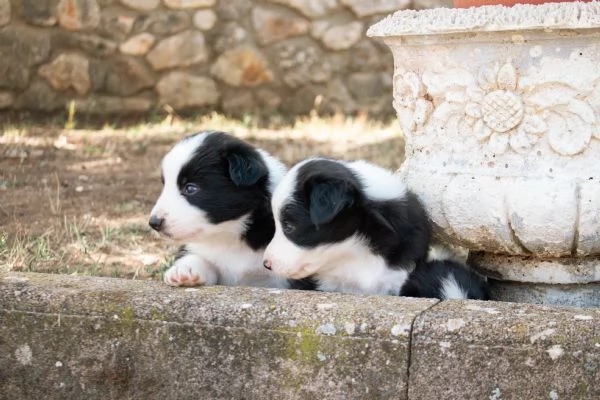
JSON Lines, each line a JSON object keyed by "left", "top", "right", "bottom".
{"left": 271, "top": 159, "right": 308, "bottom": 216}
{"left": 161, "top": 133, "right": 208, "bottom": 184}
{"left": 345, "top": 160, "right": 407, "bottom": 201}
{"left": 150, "top": 133, "right": 212, "bottom": 241}
{"left": 257, "top": 149, "right": 288, "bottom": 194}
{"left": 440, "top": 275, "right": 468, "bottom": 300}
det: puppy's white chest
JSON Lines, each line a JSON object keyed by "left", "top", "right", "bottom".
{"left": 316, "top": 257, "right": 409, "bottom": 296}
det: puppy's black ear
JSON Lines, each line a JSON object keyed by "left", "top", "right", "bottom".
{"left": 226, "top": 150, "right": 268, "bottom": 187}
{"left": 308, "top": 179, "right": 355, "bottom": 226}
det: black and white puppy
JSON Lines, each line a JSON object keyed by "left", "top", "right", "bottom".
{"left": 401, "top": 246, "right": 489, "bottom": 300}
{"left": 263, "top": 157, "right": 488, "bottom": 300}
{"left": 401, "top": 258, "right": 489, "bottom": 300}
{"left": 149, "top": 130, "right": 290, "bottom": 288}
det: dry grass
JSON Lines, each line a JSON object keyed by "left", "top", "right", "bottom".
{"left": 0, "top": 110, "right": 404, "bottom": 280}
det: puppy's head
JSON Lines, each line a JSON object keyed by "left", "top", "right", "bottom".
{"left": 263, "top": 159, "right": 364, "bottom": 279}
{"left": 149, "top": 131, "right": 284, "bottom": 243}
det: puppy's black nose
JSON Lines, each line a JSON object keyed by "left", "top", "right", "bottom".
{"left": 149, "top": 215, "right": 164, "bottom": 232}
{"left": 263, "top": 259, "right": 272, "bottom": 270}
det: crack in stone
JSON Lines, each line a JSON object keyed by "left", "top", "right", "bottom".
{"left": 404, "top": 300, "right": 441, "bottom": 400}
{"left": 504, "top": 197, "right": 532, "bottom": 255}
{"left": 570, "top": 182, "right": 581, "bottom": 257}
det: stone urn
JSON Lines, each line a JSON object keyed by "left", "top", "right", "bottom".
{"left": 368, "top": 2, "right": 600, "bottom": 307}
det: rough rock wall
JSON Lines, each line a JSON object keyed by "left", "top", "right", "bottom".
{"left": 0, "top": 0, "right": 451, "bottom": 117}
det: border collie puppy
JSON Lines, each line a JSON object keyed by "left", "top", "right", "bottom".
{"left": 149, "top": 130, "right": 290, "bottom": 288}
{"left": 263, "top": 157, "right": 489, "bottom": 300}
{"left": 400, "top": 258, "right": 489, "bottom": 300}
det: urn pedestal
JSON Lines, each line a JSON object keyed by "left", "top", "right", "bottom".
{"left": 368, "top": 2, "right": 600, "bottom": 307}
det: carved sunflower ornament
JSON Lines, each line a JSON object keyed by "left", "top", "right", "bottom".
{"left": 396, "top": 61, "right": 600, "bottom": 156}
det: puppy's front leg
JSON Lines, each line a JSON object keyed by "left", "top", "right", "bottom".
{"left": 163, "top": 252, "right": 218, "bottom": 287}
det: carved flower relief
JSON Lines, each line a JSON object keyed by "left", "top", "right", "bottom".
{"left": 463, "top": 63, "right": 547, "bottom": 154}
{"left": 392, "top": 71, "right": 433, "bottom": 135}
{"left": 422, "top": 61, "right": 598, "bottom": 156}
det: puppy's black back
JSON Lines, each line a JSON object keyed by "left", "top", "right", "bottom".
{"left": 400, "top": 260, "right": 490, "bottom": 300}
{"left": 361, "top": 192, "right": 431, "bottom": 267}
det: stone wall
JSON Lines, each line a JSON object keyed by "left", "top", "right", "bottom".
{"left": 3, "top": 273, "right": 599, "bottom": 399}
{"left": 0, "top": 0, "right": 451, "bottom": 117}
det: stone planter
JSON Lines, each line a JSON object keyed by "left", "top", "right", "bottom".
{"left": 368, "top": 2, "right": 600, "bottom": 307}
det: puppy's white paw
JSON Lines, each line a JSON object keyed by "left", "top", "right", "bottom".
{"left": 163, "top": 256, "right": 216, "bottom": 287}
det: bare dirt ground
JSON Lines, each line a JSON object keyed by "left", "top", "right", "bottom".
{"left": 0, "top": 111, "right": 404, "bottom": 281}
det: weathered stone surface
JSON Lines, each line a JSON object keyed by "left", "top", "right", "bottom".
{"left": 256, "top": 88, "right": 282, "bottom": 111}
{"left": 310, "top": 20, "right": 330, "bottom": 39}
{"left": 18, "top": 0, "right": 56, "bottom": 26}
{"left": 326, "top": 52, "right": 350, "bottom": 74}
{"left": 211, "top": 46, "right": 273, "bottom": 87}
{"left": 1, "top": 273, "right": 434, "bottom": 400}
{"left": 252, "top": 7, "right": 309, "bottom": 45}
{"left": 212, "top": 22, "right": 249, "bottom": 53}
{"left": 120, "top": 0, "right": 160, "bottom": 11}
{"left": 146, "top": 30, "right": 207, "bottom": 70}
{"left": 76, "top": 95, "right": 153, "bottom": 113}
{"left": 577, "top": 180, "right": 600, "bottom": 255}
{"left": 470, "top": 253, "right": 600, "bottom": 285}
{"left": 135, "top": 10, "right": 190, "bottom": 36}
{"left": 350, "top": 40, "right": 388, "bottom": 71}
{"left": 409, "top": 300, "right": 600, "bottom": 399}
{"left": 156, "top": 71, "right": 220, "bottom": 109}
{"left": 321, "top": 21, "right": 363, "bottom": 50}
{"left": 52, "top": 32, "right": 117, "bottom": 57}
{"left": 0, "top": 27, "right": 52, "bottom": 89}
{"left": 15, "top": 81, "right": 64, "bottom": 111}
{"left": 322, "top": 78, "right": 356, "bottom": 114}
{"left": 119, "top": 32, "right": 155, "bottom": 55}
{"left": 0, "top": 0, "right": 9, "bottom": 26}
{"left": 57, "top": 0, "right": 101, "bottom": 31}
{"left": 0, "top": 91, "right": 13, "bottom": 108}
{"left": 279, "top": 84, "right": 321, "bottom": 115}
{"left": 39, "top": 53, "right": 91, "bottom": 95}
{"left": 348, "top": 72, "right": 387, "bottom": 100}
{"left": 489, "top": 279, "right": 600, "bottom": 308}
{"left": 340, "top": 0, "right": 411, "bottom": 17}
{"left": 105, "top": 56, "right": 155, "bottom": 96}
{"left": 164, "top": 0, "right": 216, "bottom": 9}
{"left": 88, "top": 58, "right": 109, "bottom": 91}
{"left": 221, "top": 89, "right": 254, "bottom": 116}
{"left": 216, "top": 0, "right": 251, "bottom": 20}
{"left": 193, "top": 9, "right": 216, "bottom": 30}
{"left": 272, "top": 40, "right": 331, "bottom": 88}
{"left": 99, "top": 9, "right": 136, "bottom": 40}
{"left": 266, "top": 0, "right": 339, "bottom": 18}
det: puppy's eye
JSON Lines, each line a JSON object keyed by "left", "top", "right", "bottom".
{"left": 182, "top": 183, "right": 199, "bottom": 196}
{"left": 282, "top": 221, "right": 295, "bottom": 235}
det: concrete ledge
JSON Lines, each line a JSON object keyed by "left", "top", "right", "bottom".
{"left": 1, "top": 273, "right": 598, "bottom": 399}
{"left": 410, "top": 300, "right": 599, "bottom": 399}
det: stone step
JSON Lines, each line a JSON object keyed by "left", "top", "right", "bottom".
{"left": 1, "top": 272, "right": 598, "bottom": 399}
